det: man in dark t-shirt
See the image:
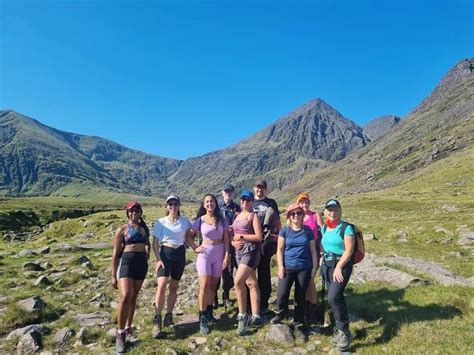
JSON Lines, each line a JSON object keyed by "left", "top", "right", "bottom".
{"left": 252, "top": 179, "right": 281, "bottom": 315}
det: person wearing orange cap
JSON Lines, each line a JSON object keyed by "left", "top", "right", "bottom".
{"left": 270, "top": 203, "right": 318, "bottom": 338}
{"left": 111, "top": 201, "right": 150, "bottom": 353}
{"left": 296, "top": 192, "right": 323, "bottom": 325}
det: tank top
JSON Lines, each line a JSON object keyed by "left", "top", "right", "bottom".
{"left": 123, "top": 223, "right": 148, "bottom": 245}
{"left": 232, "top": 212, "right": 255, "bottom": 235}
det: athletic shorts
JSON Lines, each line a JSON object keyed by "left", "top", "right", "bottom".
{"left": 117, "top": 252, "right": 148, "bottom": 280}
{"left": 236, "top": 242, "right": 261, "bottom": 269}
{"left": 157, "top": 245, "right": 186, "bottom": 281}
{"left": 196, "top": 244, "right": 225, "bottom": 277}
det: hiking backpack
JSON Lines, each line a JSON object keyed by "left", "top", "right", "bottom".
{"left": 323, "top": 222, "right": 365, "bottom": 264}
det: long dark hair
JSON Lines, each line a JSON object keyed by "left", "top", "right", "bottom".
{"left": 195, "top": 193, "right": 223, "bottom": 226}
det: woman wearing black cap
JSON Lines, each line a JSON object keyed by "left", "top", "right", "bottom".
{"left": 321, "top": 199, "right": 355, "bottom": 352}
{"left": 151, "top": 195, "right": 192, "bottom": 339}
{"left": 111, "top": 201, "right": 150, "bottom": 353}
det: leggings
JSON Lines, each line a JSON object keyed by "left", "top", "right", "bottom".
{"left": 276, "top": 268, "right": 311, "bottom": 323}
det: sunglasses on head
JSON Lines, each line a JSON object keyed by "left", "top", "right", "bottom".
{"left": 289, "top": 211, "right": 303, "bottom": 217}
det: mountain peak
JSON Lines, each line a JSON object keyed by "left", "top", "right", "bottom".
{"left": 363, "top": 115, "right": 401, "bottom": 141}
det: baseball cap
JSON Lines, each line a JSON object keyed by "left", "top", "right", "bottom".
{"left": 240, "top": 190, "right": 254, "bottom": 200}
{"left": 296, "top": 192, "right": 310, "bottom": 203}
{"left": 166, "top": 195, "right": 180, "bottom": 204}
{"left": 127, "top": 201, "right": 142, "bottom": 210}
{"left": 222, "top": 183, "right": 235, "bottom": 192}
{"left": 324, "top": 199, "right": 341, "bottom": 209}
{"left": 254, "top": 179, "right": 267, "bottom": 188}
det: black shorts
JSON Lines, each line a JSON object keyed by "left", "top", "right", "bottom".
{"left": 157, "top": 245, "right": 186, "bottom": 281}
{"left": 117, "top": 252, "right": 148, "bottom": 280}
{"left": 237, "top": 242, "right": 261, "bottom": 269}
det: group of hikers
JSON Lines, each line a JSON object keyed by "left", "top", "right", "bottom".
{"left": 111, "top": 179, "right": 356, "bottom": 353}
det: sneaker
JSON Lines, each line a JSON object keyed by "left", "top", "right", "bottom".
{"left": 199, "top": 315, "right": 210, "bottom": 335}
{"left": 125, "top": 327, "right": 135, "bottom": 342}
{"left": 294, "top": 324, "right": 307, "bottom": 342}
{"left": 336, "top": 329, "right": 353, "bottom": 351}
{"left": 237, "top": 313, "right": 250, "bottom": 336}
{"left": 261, "top": 307, "right": 273, "bottom": 316}
{"left": 152, "top": 315, "right": 164, "bottom": 339}
{"left": 115, "top": 332, "right": 126, "bottom": 353}
{"left": 250, "top": 315, "right": 263, "bottom": 328}
{"left": 163, "top": 313, "right": 174, "bottom": 327}
{"left": 270, "top": 312, "right": 285, "bottom": 324}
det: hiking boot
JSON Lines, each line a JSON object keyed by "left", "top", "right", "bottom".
{"left": 152, "top": 315, "right": 164, "bottom": 339}
{"left": 206, "top": 306, "right": 217, "bottom": 324}
{"left": 237, "top": 313, "right": 250, "bottom": 336}
{"left": 270, "top": 312, "right": 285, "bottom": 324}
{"left": 199, "top": 315, "right": 210, "bottom": 335}
{"left": 125, "top": 327, "right": 136, "bottom": 342}
{"left": 163, "top": 312, "right": 174, "bottom": 327}
{"left": 336, "top": 329, "right": 353, "bottom": 351}
{"left": 250, "top": 315, "right": 263, "bottom": 328}
{"left": 294, "top": 323, "right": 307, "bottom": 342}
{"left": 115, "top": 332, "right": 126, "bottom": 353}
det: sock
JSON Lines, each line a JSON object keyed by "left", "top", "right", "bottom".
{"left": 117, "top": 329, "right": 125, "bottom": 334}
{"left": 206, "top": 305, "right": 213, "bottom": 313}
{"left": 252, "top": 314, "right": 261, "bottom": 318}
{"left": 238, "top": 313, "right": 246, "bottom": 318}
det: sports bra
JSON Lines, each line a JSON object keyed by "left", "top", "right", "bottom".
{"left": 232, "top": 213, "right": 255, "bottom": 235}
{"left": 123, "top": 223, "right": 148, "bottom": 245}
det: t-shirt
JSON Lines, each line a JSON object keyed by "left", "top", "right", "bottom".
{"left": 321, "top": 221, "right": 355, "bottom": 256}
{"left": 279, "top": 226, "right": 313, "bottom": 270}
{"left": 219, "top": 200, "right": 241, "bottom": 225}
{"left": 252, "top": 197, "right": 280, "bottom": 234}
{"left": 192, "top": 216, "right": 229, "bottom": 241}
{"left": 153, "top": 216, "right": 191, "bottom": 247}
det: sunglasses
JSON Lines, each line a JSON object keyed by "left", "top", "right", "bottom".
{"left": 289, "top": 211, "right": 303, "bottom": 217}
{"left": 241, "top": 197, "right": 252, "bottom": 202}
{"left": 129, "top": 208, "right": 141, "bottom": 213}
{"left": 168, "top": 202, "right": 179, "bottom": 207}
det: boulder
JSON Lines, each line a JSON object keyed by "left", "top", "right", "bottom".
{"left": 457, "top": 231, "right": 474, "bottom": 245}
{"left": 7, "top": 324, "right": 50, "bottom": 340}
{"left": 75, "top": 311, "right": 112, "bottom": 326}
{"left": 18, "top": 296, "right": 45, "bottom": 312}
{"left": 34, "top": 276, "right": 52, "bottom": 286}
{"left": 19, "top": 249, "right": 36, "bottom": 257}
{"left": 75, "top": 256, "right": 91, "bottom": 265}
{"left": 79, "top": 242, "right": 110, "bottom": 250}
{"left": 17, "top": 331, "right": 42, "bottom": 354}
{"left": 265, "top": 324, "right": 295, "bottom": 344}
{"left": 23, "top": 262, "right": 44, "bottom": 271}
{"left": 53, "top": 327, "right": 74, "bottom": 347}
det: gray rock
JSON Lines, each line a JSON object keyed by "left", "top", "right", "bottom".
{"left": 396, "top": 231, "right": 408, "bottom": 242}
{"left": 457, "top": 233, "right": 474, "bottom": 246}
{"left": 83, "top": 220, "right": 93, "bottom": 228}
{"left": 36, "top": 247, "right": 51, "bottom": 254}
{"left": 75, "top": 311, "right": 112, "bottom": 326}
{"left": 165, "top": 348, "right": 178, "bottom": 355}
{"left": 34, "top": 275, "right": 52, "bottom": 286}
{"left": 265, "top": 324, "right": 295, "bottom": 344}
{"left": 74, "top": 326, "right": 86, "bottom": 346}
{"left": 89, "top": 293, "right": 108, "bottom": 303}
{"left": 17, "top": 330, "right": 42, "bottom": 354}
{"left": 53, "top": 327, "right": 74, "bottom": 347}
{"left": 284, "top": 348, "right": 307, "bottom": 355}
{"left": 194, "top": 336, "right": 207, "bottom": 345}
{"left": 0, "top": 294, "right": 7, "bottom": 303}
{"left": 79, "top": 242, "right": 110, "bottom": 250}
{"left": 75, "top": 255, "right": 91, "bottom": 265}
{"left": 7, "top": 324, "right": 50, "bottom": 340}
{"left": 23, "top": 262, "right": 44, "bottom": 271}
{"left": 363, "top": 233, "right": 377, "bottom": 241}
{"left": 52, "top": 243, "right": 80, "bottom": 252}
{"left": 434, "top": 227, "right": 453, "bottom": 236}
{"left": 18, "top": 296, "right": 45, "bottom": 312}
{"left": 19, "top": 249, "right": 36, "bottom": 257}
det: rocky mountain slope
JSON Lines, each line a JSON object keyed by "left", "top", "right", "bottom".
{"left": 168, "top": 99, "right": 369, "bottom": 196}
{"left": 0, "top": 111, "right": 182, "bottom": 196}
{"left": 363, "top": 115, "right": 401, "bottom": 141}
{"left": 279, "top": 58, "right": 474, "bottom": 203}
{"left": 1, "top": 99, "right": 371, "bottom": 198}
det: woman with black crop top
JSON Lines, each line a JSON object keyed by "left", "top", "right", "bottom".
{"left": 111, "top": 201, "right": 150, "bottom": 353}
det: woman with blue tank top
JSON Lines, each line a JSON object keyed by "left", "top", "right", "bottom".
{"left": 271, "top": 203, "right": 318, "bottom": 335}
{"left": 321, "top": 199, "right": 355, "bottom": 352}
{"left": 111, "top": 201, "right": 150, "bottom": 353}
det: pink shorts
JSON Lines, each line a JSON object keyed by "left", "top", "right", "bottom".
{"left": 196, "top": 244, "right": 225, "bottom": 277}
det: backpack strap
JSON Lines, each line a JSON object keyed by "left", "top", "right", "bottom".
{"left": 338, "top": 221, "right": 349, "bottom": 239}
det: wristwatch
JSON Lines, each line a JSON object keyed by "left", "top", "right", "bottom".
{"left": 240, "top": 235, "right": 244, "bottom": 241}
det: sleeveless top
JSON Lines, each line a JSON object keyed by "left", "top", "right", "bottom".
{"left": 232, "top": 212, "right": 255, "bottom": 235}
{"left": 123, "top": 223, "right": 148, "bottom": 245}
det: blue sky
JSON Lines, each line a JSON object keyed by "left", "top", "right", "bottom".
{"left": 1, "top": 0, "right": 473, "bottom": 159}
